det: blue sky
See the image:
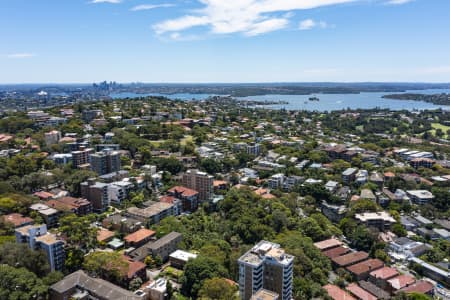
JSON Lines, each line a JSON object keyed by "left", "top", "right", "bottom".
{"left": 0, "top": 0, "right": 449, "bottom": 83}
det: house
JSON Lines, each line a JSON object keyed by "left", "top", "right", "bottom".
{"left": 355, "top": 212, "right": 396, "bottom": 231}
{"left": 321, "top": 202, "right": 347, "bottom": 223}
{"left": 360, "top": 189, "right": 376, "bottom": 201}
{"left": 323, "top": 284, "right": 356, "bottom": 300}
{"left": 49, "top": 270, "right": 143, "bottom": 300}
{"left": 1, "top": 213, "right": 33, "bottom": 228}
{"left": 102, "top": 214, "right": 142, "bottom": 233}
{"left": 169, "top": 250, "right": 198, "bottom": 269}
{"left": 368, "top": 266, "right": 399, "bottom": 290}
{"left": 397, "top": 280, "right": 434, "bottom": 296}
{"left": 409, "top": 257, "right": 450, "bottom": 287}
{"left": 346, "top": 283, "right": 377, "bottom": 300}
{"left": 406, "top": 190, "right": 434, "bottom": 205}
{"left": 124, "top": 228, "right": 156, "bottom": 248}
{"left": 387, "top": 274, "right": 416, "bottom": 293}
{"left": 128, "top": 232, "right": 183, "bottom": 262}
{"left": 314, "top": 238, "right": 343, "bottom": 252}
{"left": 332, "top": 251, "right": 369, "bottom": 268}
{"left": 46, "top": 197, "right": 92, "bottom": 216}
{"left": 96, "top": 228, "right": 115, "bottom": 244}
{"left": 388, "top": 237, "right": 431, "bottom": 261}
{"left": 346, "top": 259, "right": 384, "bottom": 281}
{"left": 125, "top": 202, "right": 175, "bottom": 226}
{"left": 325, "top": 181, "right": 340, "bottom": 193}
{"left": 342, "top": 168, "right": 358, "bottom": 184}
{"left": 358, "top": 281, "right": 391, "bottom": 300}
{"left": 433, "top": 228, "right": 450, "bottom": 241}
{"left": 322, "top": 246, "right": 351, "bottom": 259}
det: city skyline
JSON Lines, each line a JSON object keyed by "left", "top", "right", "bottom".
{"left": 1, "top": 0, "right": 450, "bottom": 83}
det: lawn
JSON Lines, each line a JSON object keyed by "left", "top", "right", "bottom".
{"left": 430, "top": 123, "right": 450, "bottom": 138}
{"left": 180, "top": 135, "right": 193, "bottom": 146}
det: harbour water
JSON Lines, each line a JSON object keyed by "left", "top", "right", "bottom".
{"left": 110, "top": 89, "right": 450, "bottom": 111}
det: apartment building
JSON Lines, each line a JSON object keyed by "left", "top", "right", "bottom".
{"left": 44, "top": 130, "right": 61, "bottom": 146}
{"left": 90, "top": 149, "right": 121, "bottom": 175}
{"left": 182, "top": 169, "right": 214, "bottom": 202}
{"left": 238, "top": 240, "right": 294, "bottom": 300}
{"left": 80, "top": 179, "right": 110, "bottom": 212}
{"left": 71, "top": 148, "right": 94, "bottom": 169}
{"left": 15, "top": 224, "right": 65, "bottom": 271}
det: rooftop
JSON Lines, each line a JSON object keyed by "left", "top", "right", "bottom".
{"left": 124, "top": 228, "right": 156, "bottom": 244}
{"left": 332, "top": 251, "right": 369, "bottom": 267}
{"left": 50, "top": 270, "right": 142, "bottom": 300}
{"left": 323, "top": 284, "right": 356, "bottom": 300}
{"left": 322, "top": 246, "right": 350, "bottom": 259}
{"left": 346, "top": 259, "right": 384, "bottom": 276}
{"left": 355, "top": 212, "right": 396, "bottom": 223}
{"left": 250, "top": 289, "right": 279, "bottom": 300}
{"left": 346, "top": 283, "right": 377, "bottom": 300}
{"left": 1, "top": 213, "right": 33, "bottom": 227}
{"left": 169, "top": 250, "right": 198, "bottom": 262}
{"left": 369, "top": 266, "right": 399, "bottom": 280}
{"left": 399, "top": 280, "right": 434, "bottom": 295}
{"left": 314, "top": 238, "right": 343, "bottom": 251}
{"left": 239, "top": 240, "right": 293, "bottom": 267}
{"left": 35, "top": 233, "right": 60, "bottom": 245}
{"left": 387, "top": 274, "right": 416, "bottom": 290}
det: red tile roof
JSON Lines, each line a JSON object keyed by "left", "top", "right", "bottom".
{"left": 168, "top": 186, "right": 199, "bottom": 197}
{"left": 387, "top": 274, "right": 416, "bottom": 290}
{"left": 97, "top": 228, "right": 115, "bottom": 242}
{"left": 346, "top": 283, "right": 377, "bottom": 300}
{"left": 369, "top": 266, "right": 399, "bottom": 280}
{"left": 323, "top": 246, "right": 351, "bottom": 259}
{"left": 123, "top": 256, "right": 146, "bottom": 279}
{"left": 1, "top": 213, "right": 33, "bottom": 227}
{"left": 346, "top": 259, "right": 384, "bottom": 276}
{"left": 124, "top": 228, "right": 155, "bottom": 244}
{"left": 398, "top": 280, "right": 433, "bottom": 295}
{"left": 160, "top": 195, "right": 177, "bottom": 204}
{"left": 33, "top": 191, "right": 55, "bottom": 199}
{"left": 332, "top": 251, "right": 369, "bottom": 267}
{"left": 314, "top": 238, "right": 343, "bottom": 251}
{"left": 213, "top": 180, "right": 228, "bottom": 187}
{"left": 323, "top": 284, "right": 356, "bottom": 300}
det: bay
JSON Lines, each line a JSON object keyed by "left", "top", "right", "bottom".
{"left": 110, "top": 89, "right": 450, "bottom": 111}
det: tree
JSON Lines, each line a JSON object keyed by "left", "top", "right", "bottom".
{"left": 391, "top": 223, "right": 407, "bottom": 237}
{"left": 180, "top": 257, "right": 228, "bottom": 298}
{"left": 0, "top": 265, "right": 49, "bottom": 299}
{"left": 129, "top": 277, "right": 143, "bottom": 291}
{"left": 198, "top": 277, "right": 239, "bottom": 300}
{"left": 166, "top": 280, "right": 174, "bottom": 299}
{"left": 59, "top": 214, "right": 98, "bottom": 250}
{"left": 0, "top": 242, "right": 50, "bottom": 277}
{"left": 83, "top": 251, "right": 128, "bottom": 286}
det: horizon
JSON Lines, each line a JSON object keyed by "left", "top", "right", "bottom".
{"left": 1, "top": 0, "right": 450, "bottom": 83}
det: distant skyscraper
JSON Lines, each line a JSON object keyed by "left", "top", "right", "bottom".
{"left": 238, "top": 241, "right": 294, "bottom": 300}
{"left": 182, "top": 169, "right": 213, "bottom": 202}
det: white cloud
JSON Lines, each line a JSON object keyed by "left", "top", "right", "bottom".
{"left": 153, "top": 0, "right": 356, "bottom": 37}
{"left": 131, "top": 4, "right": 175, "bottom": 11}
{"left": 385, "top": 0, "right": 414, "bottom": 4}
{"left": 299, "top": 19, "right": 329, "bottom": 30}
{"left": 91, "top": 0, "right": 122, "bottom": 4}
{"left": 7, "top": 53, "right": 36, "bottom": 59}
